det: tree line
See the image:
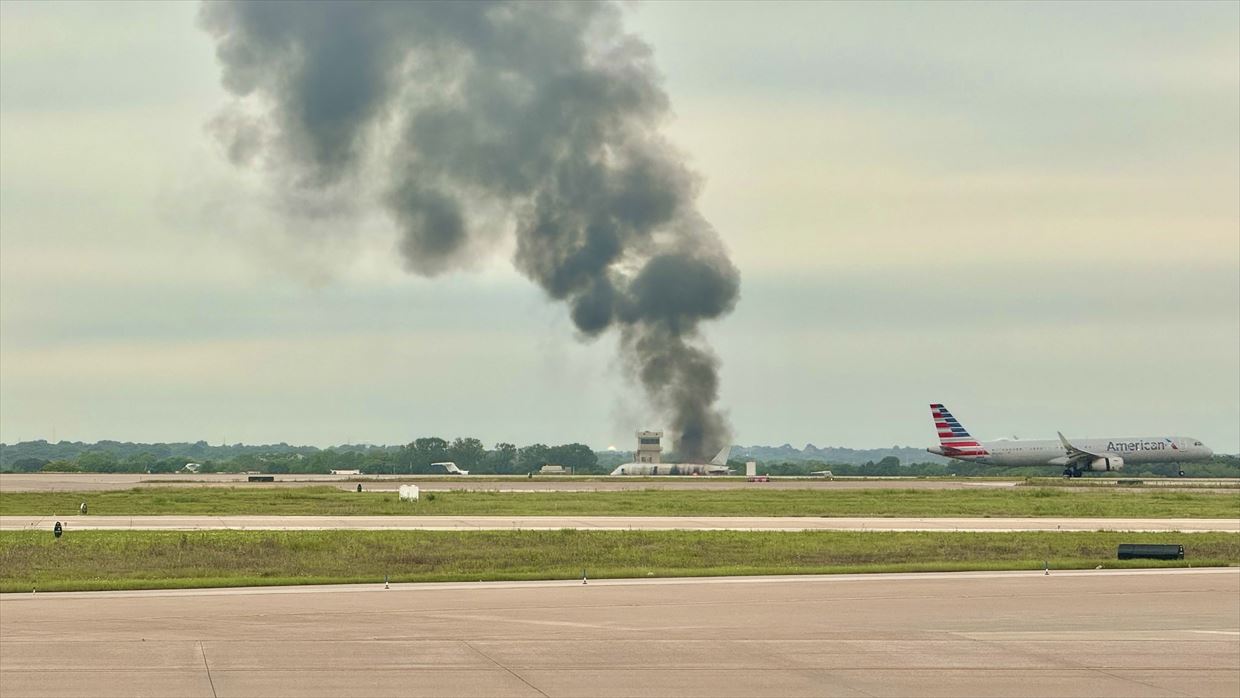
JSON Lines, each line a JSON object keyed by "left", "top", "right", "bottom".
{"left": 3, "top": 438, "right": 610, "bottom": 475}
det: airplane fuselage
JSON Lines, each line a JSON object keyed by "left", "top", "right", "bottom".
{"left": 929, "top": 436, "right": 1213, "bottom": 467}
{"left": 610, "top": 462, "right": 731, "bottom": 476}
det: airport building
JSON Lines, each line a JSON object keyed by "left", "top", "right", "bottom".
{"left": 636, "top": 431, "right": 663, "bottom": 464}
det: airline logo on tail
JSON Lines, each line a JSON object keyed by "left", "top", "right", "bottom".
{"left": 930, "top": 403, "right": 989, "bottom": 457}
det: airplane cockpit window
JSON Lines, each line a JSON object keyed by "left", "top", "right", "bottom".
{"left": 1194, "top": 441, "right": 1203, "bottom": 446}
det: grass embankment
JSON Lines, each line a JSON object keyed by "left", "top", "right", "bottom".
{"left": 2, "top": 486, "right": 1238, "bottom": 518}
{"left": 2, "top": 529, "right": 1235, "bottom": 592}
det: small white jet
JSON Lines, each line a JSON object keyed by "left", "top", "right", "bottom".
{"left": 925, "top": 403, "right": 1213, "bottom": 478}
{"left": 431, "top": 461, "right": 469, "bottom": 475}
{"left": 610, "top": 446, "right": 732, "bottom": 476}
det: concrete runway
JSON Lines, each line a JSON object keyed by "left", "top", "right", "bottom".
{"left": 0, "top": 473, "right": 1025, "bottom": 492}
{"left": 2, "top": 568, "right": 1236, "bottom": 697}
{"left": 3, "top": 514, "right": 1237, "bottom": 532}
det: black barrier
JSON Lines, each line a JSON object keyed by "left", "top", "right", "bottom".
{"left": 248, "top": 475, "right": 275, "bottom": 482}
{"left": 1118, "top": 543, "right": 1183, "bottom": 560}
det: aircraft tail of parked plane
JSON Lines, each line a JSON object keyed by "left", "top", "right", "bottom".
{"left": 926, "top": 403, "right": 1213, "bottom": 477}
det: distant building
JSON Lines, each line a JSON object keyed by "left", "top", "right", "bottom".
{"left": 539, "top": 464, "right": 567, "bottom": 474}
{"left": 330, "top": 469, "right": 361, "bottom": 475}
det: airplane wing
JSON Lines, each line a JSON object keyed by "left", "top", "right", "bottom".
{"left": 1057, "top": 432, "right": 1103, "bottom": 465}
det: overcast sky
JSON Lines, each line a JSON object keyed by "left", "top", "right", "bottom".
{"left": 2, "top": 1, "right": 1237, "bottom": 452}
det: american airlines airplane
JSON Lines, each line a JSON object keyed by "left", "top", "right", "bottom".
{"left": 925, "top": 403, "right": 1213, "bottom": 478}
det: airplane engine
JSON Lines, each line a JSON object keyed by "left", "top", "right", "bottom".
{"left": 1089, "top": 456, "right": 1124, "bottom": 472}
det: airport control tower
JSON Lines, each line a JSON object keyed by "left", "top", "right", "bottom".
{"left": 635, "top": 431, "right": 663, "bottom": 464}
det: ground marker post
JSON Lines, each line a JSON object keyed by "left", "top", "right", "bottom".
{"left": 384, "top": 574, "right": 389, "bottom": 590}
{"left": 582, "top": 569, "right": 587, "bottom": 585}
{"left": 1044, "top": 561, "right": 1049, "bottom": 576}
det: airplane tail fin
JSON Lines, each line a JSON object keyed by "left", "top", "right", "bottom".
{"left": 710, "top": 445, "right": 732, "bottom": 466}
{"left": 930, "top": 404, "right": 988, "bottom": 456}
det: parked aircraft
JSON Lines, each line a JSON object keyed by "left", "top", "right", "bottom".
{"left": 431, "top": 461, "right": 469, "bottom": 475}
{"left": 925, "top": 403, "right": 1213, "bottom": 478}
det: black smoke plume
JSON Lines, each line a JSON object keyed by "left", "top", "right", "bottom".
{"left": 200, "top": 2, "right": 740, "bottom": 460}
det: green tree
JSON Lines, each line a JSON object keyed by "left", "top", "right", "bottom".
{"left": 401, "top": 437, "right": 449, "bottom": 473}
{"left": 77, "top": 451, "right": 121, "bottom": 473}
{"left": 363, "top": 450, "right": 396, "bottom": 475}
{"left": 448, "top": 438, "right": 486, "bottom": 470}
{"left": 41, "top": 459, "right": 80, "bottom": 472}
{"left": 518, "top": 443, "right": 550, "bottom": 471}
{"left": 546, "top": 443, "right": 598, "bottom": 472}
{"left": 124, "top": 452, "right": 158, "bottom": 473}
{"left": 10, "top": 458, "right": 47, "bottom": 472}
{"left": 486, "top": 442, "right": 518, "bottom": 474}
{"left": 147, "top": 457, "right": 187, "bottom": 474}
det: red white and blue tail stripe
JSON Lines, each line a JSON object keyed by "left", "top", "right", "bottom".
{"left": 931, "top": 403, "right": 989, "bottom": 457}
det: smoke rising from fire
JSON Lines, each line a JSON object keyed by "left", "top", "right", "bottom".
{"left": 200, "top": 1, "right": 740, "bottom": 459}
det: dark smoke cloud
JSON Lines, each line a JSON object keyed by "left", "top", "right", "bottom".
{"left": 200, "top": 1, "right": 740, "bottom": 460}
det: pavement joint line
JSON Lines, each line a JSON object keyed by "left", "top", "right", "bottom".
{"left": 960, "top": 630, "right": 1141, "bottom": 696}
{"left": 1089, "top": 666, "right": 1198, "bottom": 698}
{"left": 463, "top": 640, "right": 549, "bottom": 698}
{"left": 198, "top": 641, "right": 218, "bottom": 698}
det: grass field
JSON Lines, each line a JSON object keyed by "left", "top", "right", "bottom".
{"left": 2, "top": 486, "right": 1237, "bottom": 518}
{"left": 1023, "top": 477, "right": 1240, "bottom": 489}
{"left": 2, "top": 529, "right": 1235, "bottom": 592}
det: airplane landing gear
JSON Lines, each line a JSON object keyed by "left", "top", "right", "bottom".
{"left": 1062, "top": 467, "right": 1083, "bottom": 479}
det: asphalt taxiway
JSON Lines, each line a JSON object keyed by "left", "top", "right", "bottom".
{"left": 2, "top": 568, "right": 1237, "bottom": 697}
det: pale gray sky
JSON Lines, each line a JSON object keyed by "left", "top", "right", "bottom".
{"left": 2, "top": 1, "right": 1237, "bottom": 451}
